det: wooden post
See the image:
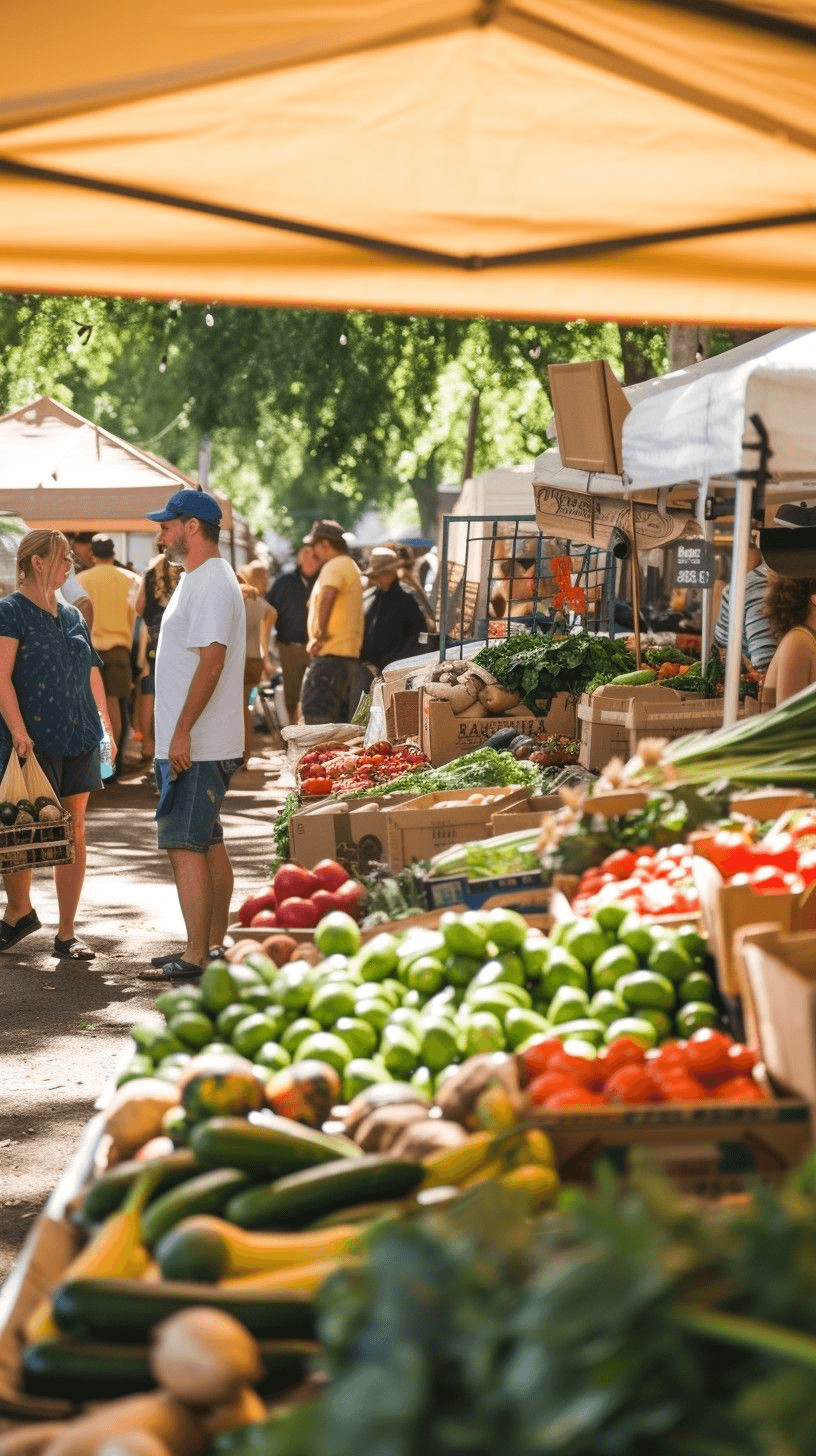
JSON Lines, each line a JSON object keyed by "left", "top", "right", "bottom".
{"left": 629, "top": 501, "right": 642, "bottom": 668}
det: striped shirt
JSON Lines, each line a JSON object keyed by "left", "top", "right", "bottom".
{"left": 713, "top": 564, "right": 778, "bottom": 671}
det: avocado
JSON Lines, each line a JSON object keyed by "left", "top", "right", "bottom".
{"left": 0, "top": 801, "right": 18, "bottom": 826}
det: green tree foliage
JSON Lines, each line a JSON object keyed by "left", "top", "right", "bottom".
{"left": 0, "top": 295, "right": 734, "bottom": 539}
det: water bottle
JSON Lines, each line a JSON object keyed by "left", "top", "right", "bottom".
{"left": 100, "top": 730, "right": 115, "bottom": 781}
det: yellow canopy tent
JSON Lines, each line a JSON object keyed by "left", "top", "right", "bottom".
{"left": 3, "top": 1, "right": 816, "bottom": 323}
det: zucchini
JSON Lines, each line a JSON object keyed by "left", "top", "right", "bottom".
{"left": 190, "top": 1114, "right": 360, "bottom": 1179}
{"left": 226, "top": 1155, "right": 425, "bottom": 1230}
{"left": 53, "top": 1276, "right": 316, "bottom": 1342}
{"left": 607, "top": 669, "right": 657, "bottom": 686}
{"left": 141, "top": 1167, "right": 250, "bottom": 1248}
{"left": 22, "top": 1337, "right": 321, "bottom": 1402}
{"left": 308, "top": 1200, "right": 403, "bottom": 1229}
{"left": 77, "top": 1148, "right": 198, "bottom": 1225}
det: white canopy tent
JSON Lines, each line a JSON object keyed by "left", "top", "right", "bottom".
{"left": 534, "top": 328, "right": 816, "bottom": 725}
{"left": 0, "top": 396, "right": 233, "bottom": 532}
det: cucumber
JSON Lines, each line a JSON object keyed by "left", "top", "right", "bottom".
{"left": 190, "top": 1115, "right": 360, "bottom": 1179}
{"left": 77, "top": 1148, "right": 199, "bottom": 1225}
{"left": 607, "top": 669, "right": 658, "bottom": 686}
{"left": 53, "top": 1276, "right": 316, "bottom": 1341}
{"left": 308, "top": 1200, "right": 403, "bottom": 1229}
{"left": 141, "top": 1167, "right": 250, "bottom": 1248}
{"left": 226, "top": 1155, "right": 425, "bottom": 1230}
{"left": 22, "top": 1337, "right": 320, "bottom": 1401}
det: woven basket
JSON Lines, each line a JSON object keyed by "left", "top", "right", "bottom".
{"left": 0, "top": 810, "right": 75, "bottom": 873}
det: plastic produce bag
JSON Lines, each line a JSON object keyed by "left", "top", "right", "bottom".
{"left": 0, "top": 749, "right": 30, "bottom": 805}
{"left": 22, "top": 750, "right": 62, "bottom": 807}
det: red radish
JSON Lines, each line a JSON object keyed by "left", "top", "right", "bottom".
{"left": 276, "top": 896, "right": 322, "bottom": 929}
{"left": 237, "top": 890, "right": 276, "bottom": 927}
{"left": 311, "top": 858, "right": 350, "bottom": 892}
{"left": 250, "top": 909, "right": 279, "bottom": 928}
{"left": 273, "top": 862, "right": 321, "bottom": 902}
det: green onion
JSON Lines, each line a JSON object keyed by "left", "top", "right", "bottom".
{"left": 640, "top": 682, "right": 816, "bottom": 790}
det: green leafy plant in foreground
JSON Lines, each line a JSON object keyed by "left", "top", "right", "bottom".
{"left": 222, "top": 1152, "right": 816, "bottom": 1456}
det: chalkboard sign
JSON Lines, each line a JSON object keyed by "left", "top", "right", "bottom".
{"left": 675, "top": 541, "right": 714, "bottom": 588}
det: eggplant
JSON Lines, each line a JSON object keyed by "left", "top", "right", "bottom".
{"left": 510, "top": 735, "right": 535, "bottom": 759}
{"left": 481, "top": 726, "right": 519, "bottom": 751}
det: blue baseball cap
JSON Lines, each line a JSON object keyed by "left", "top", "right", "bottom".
{"left": 146, "top": 488, "right": 222, "bottom": 524}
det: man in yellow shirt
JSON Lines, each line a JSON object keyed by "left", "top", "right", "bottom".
{"left": 301, "top": 519, "right": 365, "bottom": 723}
{"left": 79, "top": 535, "right": 140, "bottom": 772}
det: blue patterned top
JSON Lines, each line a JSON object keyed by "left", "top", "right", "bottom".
{"left": 0, "top": 593, "right": 104, "bottom": 761}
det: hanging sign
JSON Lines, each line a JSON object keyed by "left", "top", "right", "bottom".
{"left": 533, "top": 483, "right": 700, "bottom": 551}
{"left": 675, "top": 540, "right": 714, "bottom": 587}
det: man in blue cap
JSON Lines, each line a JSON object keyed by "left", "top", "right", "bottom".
{"left": 138, "top": 489, "right": 245, "bottom": 982}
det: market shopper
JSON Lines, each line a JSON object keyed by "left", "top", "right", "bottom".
{"left": 713, "top": 539, "right": 777, "bottom": 674}
{"left": 300, "top": 520, "right": 366, "bottom": 724}
{"left": 133, "top": 548, "right": 183, "bottom": 765}
{"left": 758, "top": 575, "right": 816, "bottom": 709}
{"left": 139, "top": 490, "right": 245, "bottom": 982}
{"left": 0, "top": 529, "right": 113, "bottom": 960}
{"left": 237, "top": 560, "right": 275, "bottom": 758}
{"left": 265, "top": 544, "right": 318, "bottom": 721}
{"left": 362, "top": 546, "right": 427, "bottom": 674}
{"left": 79, "top": 535, "right": 140, "bottom": 775}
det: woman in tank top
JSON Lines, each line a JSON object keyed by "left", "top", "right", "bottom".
{"left": 759, "top": 575, "right": 816, "bottom": 710}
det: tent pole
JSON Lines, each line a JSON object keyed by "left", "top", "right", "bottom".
{"left": 698, "top": 483, "right": 713, "bottom": 666}
{"left": 723, "top": 479, "right": 753, "bottom": 728}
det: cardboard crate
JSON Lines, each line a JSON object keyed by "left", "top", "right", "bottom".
{"left": 385, "top": 786, "right": 531, "bottom": 871}
{"left": 385, "top": 688, "right": 421, "bottom": 743}
{"left": 577, "top": 684, "right": 681, "bottom": 769}
{"left": 289, "top": 791, "right": 418, "bottom": 870}
{"left": 626, "top": 691, "right": 759, "bottom": 757}
{"left": 691, "top": 853, "right": 816, "bottom": 999}
{"left": 488, "top": 792, "right": 563, "bottom": 835}
{"left": 729, "top": 788, "right": 816, "bottom": 821}
{"left": 420, "top": 688, "right": 576, "bottom": 767}
{"left": 529, "top": 1092, "right": 812, "bottom": 1197}
{"left": 738, "top": 925, "right": 816, "bottom": 1106}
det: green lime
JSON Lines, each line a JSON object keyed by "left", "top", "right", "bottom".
{"left": 130, "top": 1023, "right": 184, "bottom": 1061}
{"left": 468, "top": 960, "right": 517, "bottom": 991}
{"left": 411, "top": 1065, "right": 434, "bottom": 1096}
{"left": 314, "top": 910, "right": 362, "bottom": 957}
{"left": 231, "top": 1012, "right": 282, "bottom": 1058}
{"left": 425, "top": 986, "right": 458, "bottom": 1016}
{"left": 679, "top": 970, "right": 717, "bottom": 1004}
{"left": 275, "top": 965, "right": 314, "bottom": 1011}
{"left": 216, "top": 1002, "right": 250, "bottom": 1039}
{"left": 548, "top": 984, "right": 590, "bottom": 1024}
{"left": 379, "top": 978, "right": 406, "bottom": 1007}
{"left": 237, "top": 984, "right": 276, "bottom": 1012}
{"left": 388, "top": 1007, "right": 422, "bottom": 1038}
{"left": 560, "top": 1038, "right": 596, "bottom": 1061}
{"left": 168, "top": 1010, "right": 215, "bottom": 1051}
{"left": 515, "top": 1029, "right": 554, "bottom": 1054}
{"left": 674, "top": 923, "right": 707, "bottom": 967}
{"left": 419, "top": 1017, "right": 460, "bottom": 1072}
{"left": 590, "top": 942, "right": 638, "bottom": 991}
{"left": 116, "top": 1054, "right": 155, "bottom": 1085}
{"left": 333, "top": 1016, "right": 378, "bottom": 1059}
{"left": 593, "top": 901, "right": 631, "bottom": 932}
{"left": 241, "top": 951, "right": 279, "bottom": 985}
{"left": 198, "top": 961, "right": 236, "bottom": 1015}
{"left": 520, "top": 937, "right": 549, "bottom": 980}
{"left": 343, "top": 1058, "right": 392, "bottom": 1101}
{"left": 542, "top": 947, "right": 588, "bottom": 999}
{"left": 402, "top": 989, "right": 425, "bottom": 1009}
{"left": 254, "top": 1041, "right": 291, "bottom": 1073}
{"left": 484, "top": 907, "right": 528, "bottom": 950}
{"left": 406, "top": 956, "right": 445, "bottom": 996}
{"left": 675, "top": 1001, "right": 720, "bottom": 1036}
{"left": 439, "top": 910, "right": 491, "bottom": 959}
{"left": 504, "top": 1007, "right": 552, "bottom": 1050}
{"left": 357, "top": 933, "right": 399, "bottom": 981}
{"left": 616, "top": 913, "right": 655, "bottom": 961}
{"left": 157, "top": 1052, "right": 192, "bottom": 1075}
{"left": 396, "top": 930, "right": 446, "bottom": 970}
{"left": 638, "top": 1008, "right": 673, "bottom": 1041}
{"left": 227, "top": 962, "right": 263, "bottom": 991}
{"left": 464, "top": 1011, "right": 505, "bottom": 1056}
{"left": 294, "top": 1031, "right": 353, "bottom": 1074}
{"left": 380, "top": 1023, "right": 421, "bottom": 1077}
{"left": 354, "top": 997, "right": 393, "bottom": 1032}
{"left": 605, "top": 1016, "right": 658, "bottom": 1049}
{"left": 281, "top": 1016, "right": 322, "bottom": 1053}
{"left": 309, "top": 981, "right": 357, "bottom": 1028}
{"left": 560, "top": 917, "right": 608, "bottom": 968}
{"left": 588, "top": 988, "right": 629, "bottom": 1026}
{"left": 553, "top": 1017, "right": 606, "bottom": 1047}
{"left": 465, "top": 987, "right": 523, "bottom": 1020}
{"left": 647, "top": 937, "right": 693, "bottom": 983}
{"left": 616, "top": 969, "right": 675, "bottom": 1011}
{"left": 444, "top": 953, "right": 483, "bottom": 987}
{"left": 155, "top": 986, "right": 203, "bottom": 1019}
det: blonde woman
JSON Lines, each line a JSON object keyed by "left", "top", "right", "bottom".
{"left": 237, "top": 561, "right": 275, "bottom": 758}
{"left": 0, "top": 530, "right": 114, "bottom": 959}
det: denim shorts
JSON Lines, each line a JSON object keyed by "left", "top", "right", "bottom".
{"left": 155, "top": 758, "right": 242, "bottom": 853}
{"left": 38, "top": 746, "right": 102, "bottom": 799}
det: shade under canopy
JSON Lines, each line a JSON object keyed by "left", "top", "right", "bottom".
{"left": 4, "top": 2, "right": 816, "bottom": 322}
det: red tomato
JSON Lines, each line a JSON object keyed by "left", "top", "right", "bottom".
{"left": 273, "top": 863, "right": 321, "bottom": 901}
{"left": 301, "top": 776, "right": 334, "bottom": 795}
{"left": 725, "top": 1043, "right": 759, "bottom": 1075}
{"left": 711, "top": 1076, "right": 766, "bottom": 1101}
{"left": 311, "top": 858, "right": 350, "bottom": 892}
{"left": 249, "top": 908, "right": 278, "bottom": 928}
{"left": 748, "top": 865, "right": 792, "bottom": 894}
{"left": 528, "top": 1071, "right": 581, "bottom": 1104}
{"left": 798, "top": 849, "right": 816, "bottom": 885}
{"left": 518, "top": 1038, "right": 563, "bottom": 1080}
{"left": 275, "top": 895, "right": 321, "bottom": 929}
{"left": 544, "top": 1086, "right": 603, "bottom": 1108}
{"left": 596, "top": 1039, "right": 646, "bottom": 1075}
{"left": 649, "top": 1043, "right": 689, "bottom": 1070}
{"left": 546, "top": 1048, "right": 600, "bottom": 1088}
{"left": 603, "top": 1064, "right": 658, "bottom": 1104}
{"left": 684, "top": 1029, "right": 733, "bottom": 1077}
{"left": 651, "top": 1072, "right": 708, "bottom": 1102}
{"left": 758, "top": 832, "right": 799, "bottom": 873}
{"left": 708, "top": 830, "right": 756, "bottom": 878}
{"left": 601, "top": 848, "right": 637, "bottom": 880}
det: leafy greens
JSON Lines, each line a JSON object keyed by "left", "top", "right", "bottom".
{"left": 474, "top": 632, "right": 635, "bottom": 709}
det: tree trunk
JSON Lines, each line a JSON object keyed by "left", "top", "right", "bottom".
{"left": 668, "top": 325, "right": 709, "bottom": 370}
{"left": 410, "top": 453, "right": 439, "bottom": 538}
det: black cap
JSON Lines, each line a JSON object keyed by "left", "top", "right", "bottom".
{"left": 91, "top": 534, "right": 115, "bottom": 558}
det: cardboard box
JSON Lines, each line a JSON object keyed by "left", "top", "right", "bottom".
{"left": 488, "top": 792, "right": 563, "bottom": 834}
{"left": 385, "top": 688, "right": 421, "bottom": 743}
{"left": 692, "top": 853, "right": 816, "bottom": 998}
{"left": 577, "top": 684, "right": 684, "bottom": 770}
{"left": 626, "top": 691, "right": 759, "bottom": 757}
{"left": 385, "top": 786, "right": 530, "bottom": 871}
{"left": 738, "top": 925, "right": 816, "bottom": 1105}
{"left": 289, "top": 792, "right": 418, "bottom": 870}
{"left": 729, "top": 788, "right": 816, "bottom": 821}
{"left": 420, "top": 688, "right": 577, "bottom": 767}
{"left": 529, "top": 1092, "right": 812, "bottom": 1197}
{"left": 424, "top": 867, "right": 548, "bottom": 913}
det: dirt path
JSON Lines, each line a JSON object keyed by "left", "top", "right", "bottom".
{"left": 0, "top": 750, "right": 291, "bottom": 1282}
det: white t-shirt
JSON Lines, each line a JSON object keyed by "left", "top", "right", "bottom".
{"left": 57, "top": 568, "right": 91, "bottom": 609}
{"left": 154, "top": 557, "right": 246, "bottom": 761}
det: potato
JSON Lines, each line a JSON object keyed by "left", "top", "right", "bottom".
{"left": 390, "top": 1119, "right": 468, "bottom": 1159}
{"left": 149, "top": 1308, "right": 262, "bottom": 1408}
{"left": 354, "top": 1103, "right": 430, "bottom": 1152}
{"left": 42, "top": 1394, "right": 204, "bottom": 1456}
{"left": 343, "top": 1083, "right": 430, "bottom": 1136}
{"left": 433, "top": 1054, "right": 517, "bottom": 1128}
{"left": 102, "top": 1081, "right": 180, "bottom": 1162}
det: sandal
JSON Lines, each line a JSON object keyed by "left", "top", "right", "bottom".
{"left": 139, "top": 956, "right": 203, "bottom": 982}
{"left": 150, "top": 949, "right": 183, "bottom": 968}
{"left": 53, "top": 935, "right": 96, "bottom": 960}
{"left": 0, "top": 910, "right": 41, "bottom": 951}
